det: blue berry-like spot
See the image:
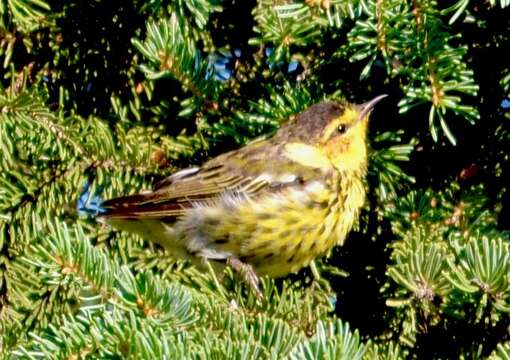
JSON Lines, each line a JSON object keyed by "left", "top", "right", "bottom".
{"left": 287, "top": 60, "right": 299, "bottom": 73}
{"left": 329, "top": 295, "right": 337, "bottom": 308}
{"left": 77, "top": 181, "right": 106, "bottom": 216}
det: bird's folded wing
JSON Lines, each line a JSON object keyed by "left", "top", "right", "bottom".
{"left": 100, "top": 143, "right": 326, "bottom": 220}
{"left": 101, "top": 171, "right": 266, "bottom": 218}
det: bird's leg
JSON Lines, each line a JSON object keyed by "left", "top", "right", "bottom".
{"left": 226, "top": 256, "right": 262, "bottom": 299}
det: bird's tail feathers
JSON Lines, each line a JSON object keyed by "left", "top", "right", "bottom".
{"left": 99, "top": 193, "right": 185, "bottom": 220}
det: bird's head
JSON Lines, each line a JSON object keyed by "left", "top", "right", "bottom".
{"left": 278, "top": 95, "right": 387, "bottom": 173}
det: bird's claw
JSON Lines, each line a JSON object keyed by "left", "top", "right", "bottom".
{"left": 227, "top": 257, "right": 262, "bottom": 299}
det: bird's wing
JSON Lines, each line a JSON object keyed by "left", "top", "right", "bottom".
{"left": 100, "top": 140, "right": 328, "bottom": 220}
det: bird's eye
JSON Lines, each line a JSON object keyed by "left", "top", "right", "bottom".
{"left": 337, "top": 124, "right": 347, "bottom": 134}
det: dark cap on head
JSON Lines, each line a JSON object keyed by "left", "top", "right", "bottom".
{"left": 276, "top": 102, "right": 346, "bottom": 143}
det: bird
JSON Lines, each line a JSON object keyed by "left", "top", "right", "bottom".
{"left": 99, "top": 94, "right": 387, "bottom": 296}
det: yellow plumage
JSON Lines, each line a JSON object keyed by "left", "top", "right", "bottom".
{"left": 100, "top": 95, "right": 386, "bottom": 293}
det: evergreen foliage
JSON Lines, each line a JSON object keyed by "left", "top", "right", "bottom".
{"left": 1, "top": 0, "right": 509, "bottom": 358}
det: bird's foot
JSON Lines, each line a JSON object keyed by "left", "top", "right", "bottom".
{"left": 227, "top": 256, "right": 262, "bottom": 299}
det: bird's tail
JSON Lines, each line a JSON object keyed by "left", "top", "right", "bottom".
{"left": 99, "top": 192, "right": 185, "bottom": 221}
{"left": 98, "top": 193, "right": 187, "bottom": 252}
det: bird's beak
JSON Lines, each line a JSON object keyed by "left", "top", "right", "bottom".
{"left": 357, "top": 94, "right": 388, "bottom": 123}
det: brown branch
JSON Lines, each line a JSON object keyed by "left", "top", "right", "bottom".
{"left": 376, "top": 0, "right": 388, "bottom": 55}
{"left": 410, "top": 0, "right": 444, "bottom": 106}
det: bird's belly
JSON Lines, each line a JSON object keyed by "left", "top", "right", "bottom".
{"left": 174, "top": 179, "right": 365, "bottom": 277}
{"left": 177, "top": 185, "right": 336, "bottom": 277}
{"left": 241, "top": 182, "right": 364, "bottom": 277}
{"left": 246, "top": 227, "right": 329, "bottom": 277}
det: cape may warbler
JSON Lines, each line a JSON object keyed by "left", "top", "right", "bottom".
{"left": 100, "top": 95, "right": 387, "bottom": 295}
